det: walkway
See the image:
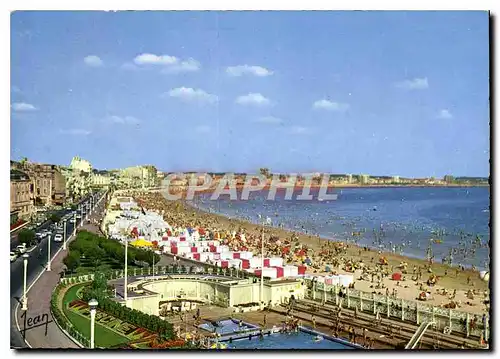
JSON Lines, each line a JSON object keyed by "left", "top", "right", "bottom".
{"left": 13, "top": 194, "right": 106, "bottom": 349}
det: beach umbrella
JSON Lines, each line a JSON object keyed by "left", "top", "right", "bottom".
{"left": 480, "top": 271, "right": 489, "bottom": 282}
{"left": 391, "top": 273, "right": 402, "bottom": 281}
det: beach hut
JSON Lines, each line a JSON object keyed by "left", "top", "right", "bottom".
{"left": 269, "top": 257, "right": 283, "bottom": 267}
{"left": 284, "top": 265, "right": 299, "bottom": 277}
{"left": 199, "top": 252, "right": 209, "bottom": 262}
{"left": 274, "top": 267, "right": 284, "bottom": 278}
{"left": 238, "top": 251, "right": 253, "bottom": 260}
{"left": 229, "top": 259, "right": 242, "bottom": 269}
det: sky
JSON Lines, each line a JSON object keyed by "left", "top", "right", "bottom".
{"left": 10, "top": 11, "right": 490, "bottom": 177}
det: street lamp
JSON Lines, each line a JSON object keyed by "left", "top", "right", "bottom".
{"left": 89, "top": 298, "right": 98, "bottom": 349}
{"left": 47, "top": 234, "right": 51, "bottom": 272}
{"left": 260, "top": 227, "right": 264, "bottom": 311}
{"left": 22, "top": 254, "right": 29, "bottom": 310}
{"left": 63, "top": 219, "right": 67, "bottom": 250}
{"left": 124, "top": 236, "right": 128, "bottom": 303}
{"left": 80, "top": 206, "right": 85, "bottom": 228}
{"left": 73, "top": 212, "right": 77, "bottom": 237}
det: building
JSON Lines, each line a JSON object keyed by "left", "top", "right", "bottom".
{"left": 444, "top": 175, "right": 454, "bottom": 184}
{"left": 11, "top": 160, "right": 66, "bottom": 206}
{"left": 118, "top": 165, "right": 159, "bottom": 189}
{"left": 69, "top": 156, "right": 92, "bottom": 173}
{"left": 10, "top": 169, "right": 35, "bottom": 221}
{"left": 61, "top": 166, "right": 93, "bottom": 202}
{"left": 392, "top": 175, "right": 400, "bottom": 184}
{"left": 91, "top": 170, "right": 112, "bottom": 187}
{"left": 359, "top": 174, "right": 370, "bottom": 185}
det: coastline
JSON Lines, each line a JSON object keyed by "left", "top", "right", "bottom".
{"left": 133, "top": 191, "right": 489, "bottom": 315}
{"left": 177, "top": 183, "right": 490, "bottom": 196}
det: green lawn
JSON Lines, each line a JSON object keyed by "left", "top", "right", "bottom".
{"left": 63, "top": 284, "right": 130, "bottom": 348}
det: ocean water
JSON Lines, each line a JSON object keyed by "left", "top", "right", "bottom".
{"left": 191, "top": 187, "right": 490, "bottom": 270}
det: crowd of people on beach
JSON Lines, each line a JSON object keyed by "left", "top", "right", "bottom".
{"left": 119, "top": 191, "right": 490, "bottom": 348}
{"left": 130, "top": 191, "right": 489, "bottom": 309}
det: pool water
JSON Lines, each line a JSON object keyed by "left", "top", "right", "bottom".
{"left": 224, "top": 331, "right": 356, "bottom": 349}
{"left": 199, "top": 319, "right": 258, "bottom": 335}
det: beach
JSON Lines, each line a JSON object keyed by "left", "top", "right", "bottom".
{"left": 132, "top": 191, "right": 489, "bottom": 316}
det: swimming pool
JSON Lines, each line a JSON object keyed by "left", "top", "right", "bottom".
{"left": 198, "top": 319, "right": 259, "bottom": 335}
{"left": 223, "top": 330, "right": 356, "bottom": 350}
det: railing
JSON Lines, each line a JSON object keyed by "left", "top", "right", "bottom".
{"left": 405, "top": 321, "right": 435, "bottom": 349}
{"left": 304, "top": 280, "right": 489, "bottom": 340}
{"left": 50, "top": 284, "right": 90, "bottom": 348}
{"left": 60, "top": 264, "right": 260, "bottom": 286}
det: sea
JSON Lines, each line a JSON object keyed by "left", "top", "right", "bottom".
{"left": 190, "top": 187, "right": 490, "bottom": 271}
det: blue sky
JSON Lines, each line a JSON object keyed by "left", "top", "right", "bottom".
{"left": 10, "top": 11, "right": 489, "bottom": 177}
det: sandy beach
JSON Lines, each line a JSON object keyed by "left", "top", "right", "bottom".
{"left": 132, "top": 191, "right": 489, "bottom": 316}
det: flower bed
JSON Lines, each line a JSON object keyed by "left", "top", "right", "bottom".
{"left": 149, "top": 339, "right": 186, "bottom": 349}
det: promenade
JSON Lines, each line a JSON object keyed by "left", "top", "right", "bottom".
{"left": 12, "top": 194, "right": 106, "bottom": 349}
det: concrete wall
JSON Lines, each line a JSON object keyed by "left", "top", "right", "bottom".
{"left": 139, "top": 278, "right": 305, "bottom": 310}
{"left": 126, "top": 294, "right": 161, "bottom": 316}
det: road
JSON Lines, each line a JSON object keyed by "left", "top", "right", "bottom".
{"left": 10, "top": 193, "right": 102, "bottom": 349}
{"left": 10, "top": 195, "right": 91, "bottom": 251}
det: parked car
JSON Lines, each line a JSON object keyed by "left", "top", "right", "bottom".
{"left": 16, "top": 244, "right": 27, "bottom": 254}
{"left": 10, "top": 252, "right": 18, "bottom": 262}
{"left": 54, "top": 234, "right": 63, "bottom": 242}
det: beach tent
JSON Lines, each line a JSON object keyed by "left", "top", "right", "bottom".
{"left": 391, "top": 273, "right": 402, "bottom": 281}
{"left": 131, "top": 238, "right": 153, "bottom": 247}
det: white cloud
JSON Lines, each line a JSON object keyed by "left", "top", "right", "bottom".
{"left": 254, "top": 116, "right": 283, "bottom": 125}
{"left": 107, "top": 115, "right": 141, "bottom": 125}
{"left": 134, "top": 53, "right": 178, "bottom": 66}
{"left": 312, "top": 99, "right": 350, "bottom": 112}
{"left": 60, "top": 129, "right": 91, "bottom": 135}
{"left": 236, "top": 93, "right": 271, "bottom": 106}
{"left": 395, "top": 77, "right": 429, "bottom": 90}
{"left": 437, "top": 109, "right": 453, "bottom": 119}
{"left": 163, "top": 58, "right": 201, "bottom": 74}
{"left": 226, "top": 65, "right": 273, "bottom": 77}
{"left": 11, "top": 102, "right": 37, "bottom": 112}
{"left": 289, "top": 126, "right": 313, "bottom": 135}
{"left": 195, "top": 125, "right": 211, "bottom": 133}
{"left": 11, "top": 86, "right": 21, "bottom": 93}
{"left": 167, "top": 87, "right": 218, "bottom": 104}
{"left": 133, "top": 53, "right": 201, "bottom": 74}
{"left": 83, "top": 55, "right": 103, "bottom": 67}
